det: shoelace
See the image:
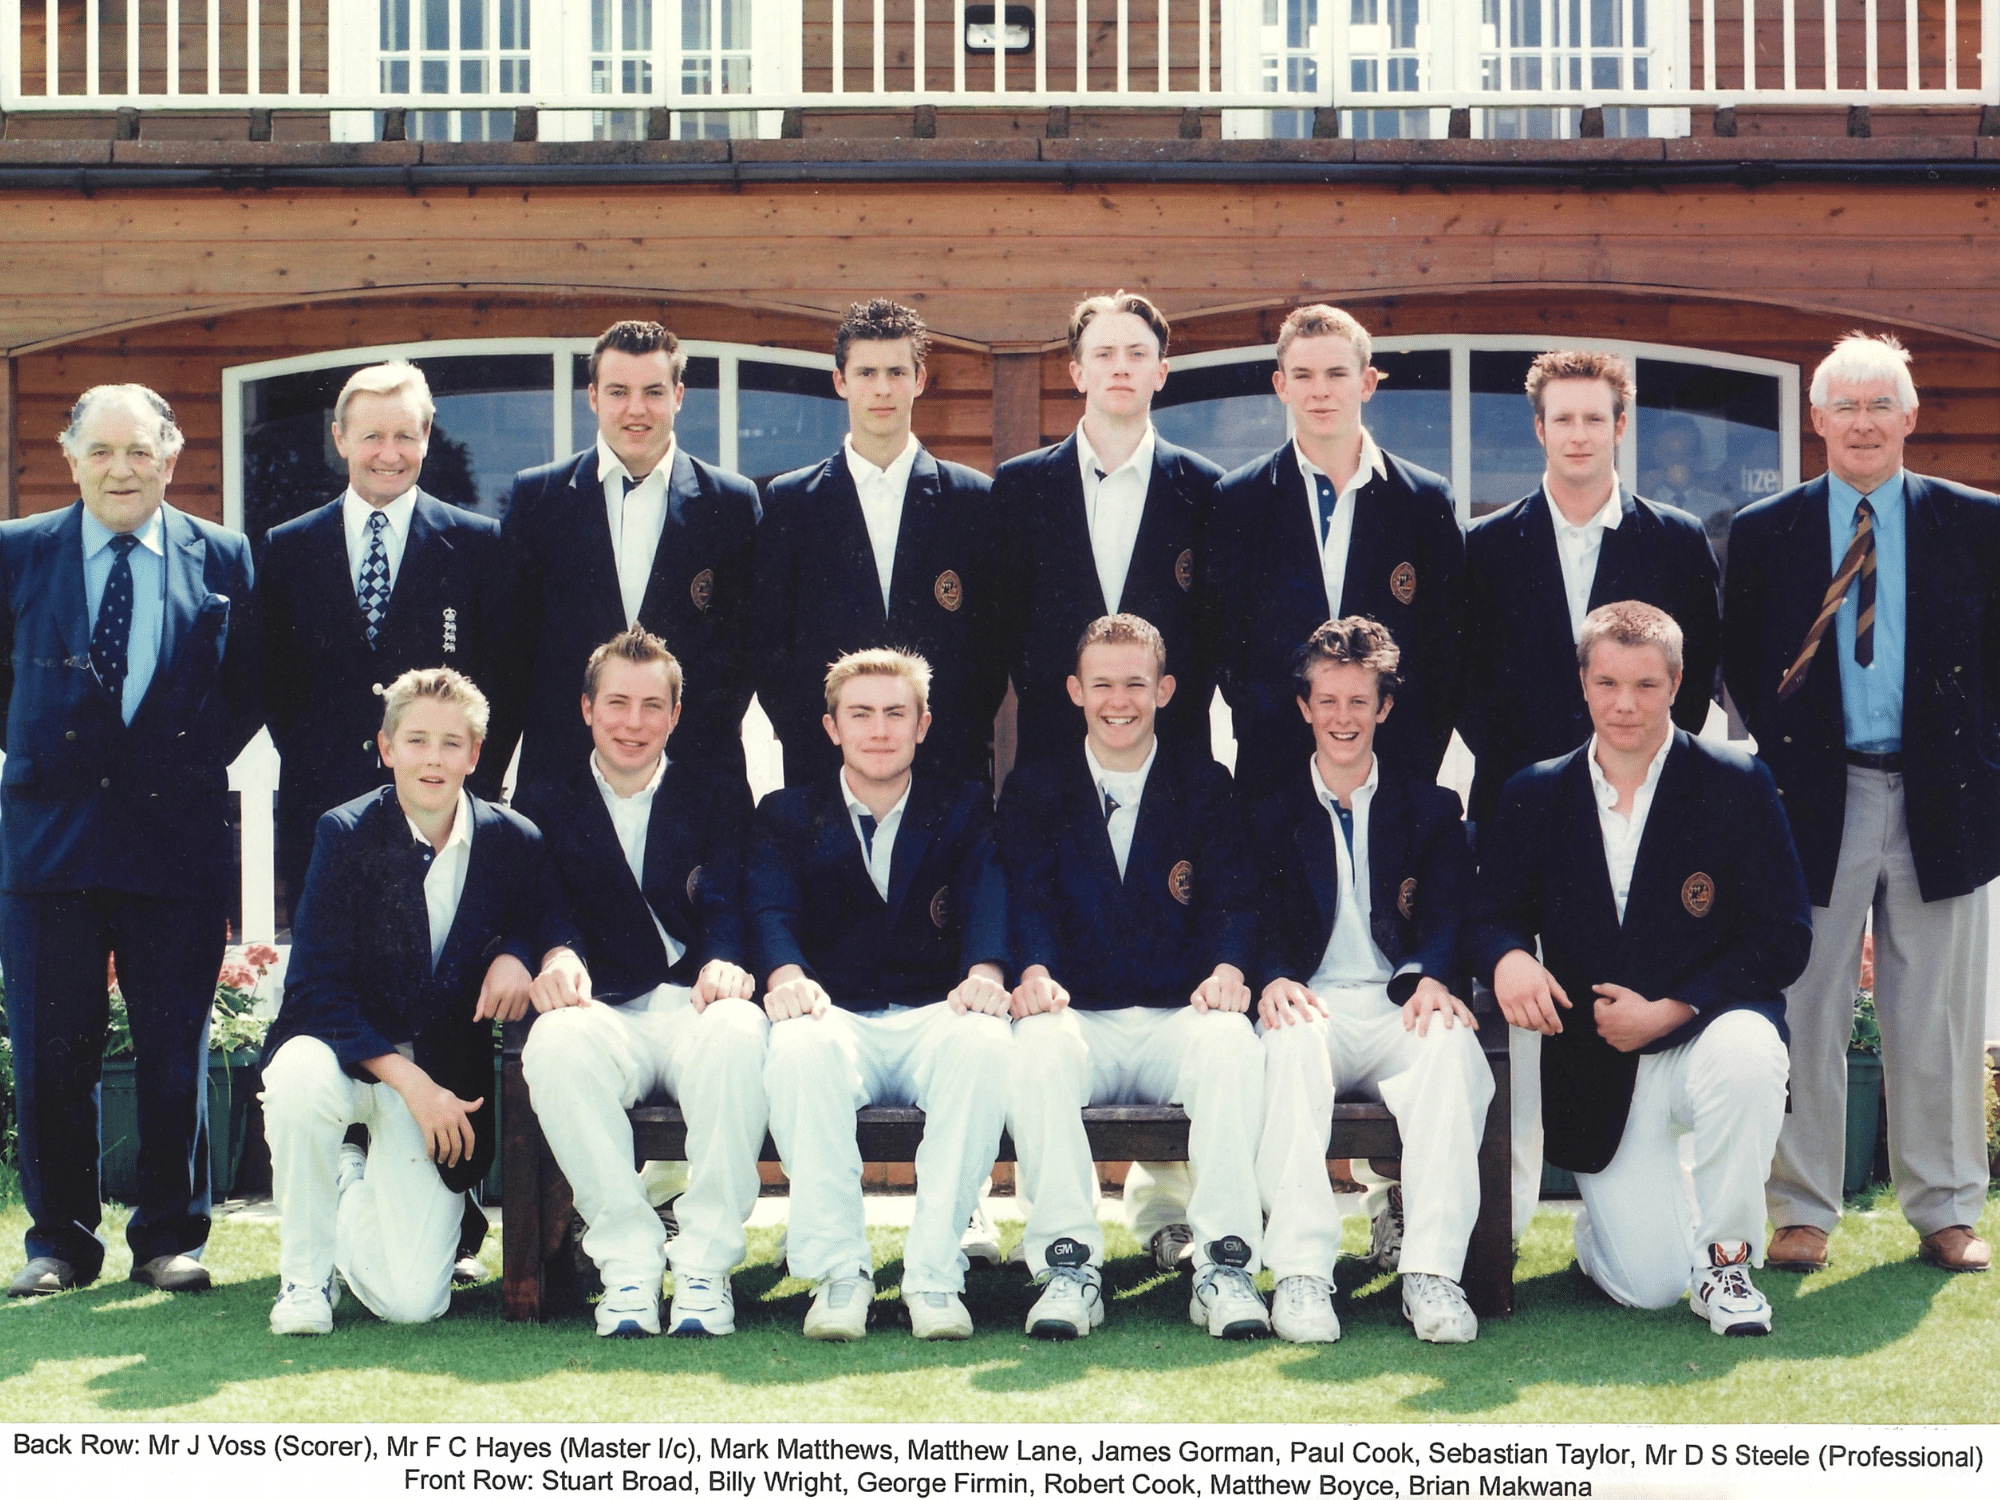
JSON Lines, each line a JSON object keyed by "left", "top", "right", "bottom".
{"left": 1043, "top": 1264, "right": 1096, "bottom": 1294}
{"left": 822, "top": 1279, "right": 866, "bottom": 1307}
{"left": 1710, "top": 1266, "right": 1756, "bottom": 1302}
{"left": 676, "top": 1273, "right": 725, "bottom": 1304}
{"left": 1280, "top": 1275, "right": 1332, "bottom": 1309}
{"left": 1202, "top": 1265, "right": 1259, "bottom": 1302}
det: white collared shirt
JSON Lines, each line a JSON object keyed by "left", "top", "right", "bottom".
{"left": 406, "top": 789, "right": 475, "bottom": 968}
{"left": 1544, "top": 481, "right": 1625, "bottom": 642}
{"left": 1297, "top": 430, "right": 1388, "bottom": 619}
{"left": 844, "top": 432, "right": 922, "bottom": 616}
{"left": 341, "top": 485, "right": 419, "bottom": 595}
{"left": 1587, "top": 731, "right": 1673, "bottom": 923}
{"left": 1076, "top": 422, "right": 1157, "bottom": 614}
{"left": 598, "top": 436, "right": 677, "bottom": 626}
{"left": 589, "top": 750, "right": 685, "bottom": 968}
{"left": 1306, "top": 752, "right": 1395, "bottom": 994}
{"left": 1084, "top": 736, "right": 1158, "bottom": 881}
{"left": 841, "top": 768, "right": 912, "bottom": 901}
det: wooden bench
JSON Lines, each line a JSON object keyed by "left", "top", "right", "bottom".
{"left": 500, "top": 1005, "right": 1513, "bottom": 1322}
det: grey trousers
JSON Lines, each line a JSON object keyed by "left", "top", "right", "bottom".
{"left": 1765, "top": 766, "right": 1992, "bottom": 1235}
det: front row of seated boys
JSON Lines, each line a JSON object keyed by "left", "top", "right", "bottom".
{"left": 264, "top": 599, "right": 1810, "bottom": 1346}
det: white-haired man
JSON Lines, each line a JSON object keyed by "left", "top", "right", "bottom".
{"left": 3, "top": 385, "right": 259, "bottom": 1298}
{"left": 1727, "top": 332, "right": 2000, "bottom": 1275}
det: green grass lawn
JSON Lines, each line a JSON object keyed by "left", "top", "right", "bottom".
{"left": 1, "top": 1188, "right": 1994, "bottom": 1425}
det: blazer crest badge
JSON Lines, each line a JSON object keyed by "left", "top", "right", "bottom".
{"left": 1397, "top": 877, "right": 1418, "bottom": 921}
{"left": 929, "top": 885, "right": 952, "bottom": 931}
{"left": 686, "top": 865, "right": 704, "bottom": 903}
{"left": 1390, "top": 561, "right": 1417, "bottom": 605}
{"left": 934, "top": 570, "right": 964, "bottom": 612}
{"left": 1167, "top": 859, "right": 1194, "bottom": 906}
{"left": 1174, "top": 549, "right": 1195, "bottom": 592}
{"left": 1681, "top": 871, "right": 1715, "bottom": 918}
{"left": 689, "top": 568, "right": 715, "bottom": 612}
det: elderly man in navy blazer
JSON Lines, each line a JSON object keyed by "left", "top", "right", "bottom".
{"left": 1252, "top": 617, "right": 1490, "bottom": 1345}
{"left": 746, "top": 647, "right": 1013, "bottom": 1342}
{"left": 498, "top": 320, "right": 760, "bottom": 793}
{"left": 2, "top": 385, "right": 258, "bottom": 1299}
{"left": 514, "top": 627, "right": 766, "bottom": 1340}
{"left": 262, "top": 668, "right": 582, "bottom": 1333}
{"left": 998, "top": 614, "right": 1269, "bottom": 1342}
{"left": 1207, "top": 304, "right": 1464, "bottom": 791}
{"left": 994, "top": 291, "right": 1224, "bottom": 770}
{"left": 257, "top": 360, "right": 509, "bottom": 906}
{"left": 1472, "top": 602, "right": 1812, "bottom": 1334}
{"left": 753, "top": 300, "right": 1006, "bottom": 787}
{"left": 1728, "top": 332, "right": 2000, "bottom": 1276}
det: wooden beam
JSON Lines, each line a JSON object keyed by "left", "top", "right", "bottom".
{"left": 989, "top": 348, "right": 1043, "bottom": 465}
{"left": 0, "top": 357, "right": 17, "bottom": 519}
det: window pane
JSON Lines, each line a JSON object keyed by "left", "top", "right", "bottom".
{"left": 593, "top": 0, "right": 611, "bottom": 51}
{"left": 1636, "top": 359, "right": 1783, "bottom": 573}
{"left": 1468, "top": 349, "right": 1545, "bottom": 516}
{"left": 1153, "top": 359, "right": 1290, "bottom": 473}
{"left": 421, "top": 58, "right": 449, "bottom": 93}
{"left": 382, "top": 0, "right": 410, "bottom": 51}
{"left": 460, "top": 0, "right": 486, "bottom": 49}
{"left": 1363, "top": 350, "right": 1452, "bottom": 479}
{"left": 381, "top": 58, "right": 410, "bottom": 92}
{"left": 684, "top": 0, "right": 712, "bottom": 51}
{"left": 500, "top": 0, "right": 529, "bottom": 49}
{"left": 500, "top": 57, "right": 530, "bottom": 91}
{"left": 461, "top": 59, "right": 486, "bottom": 93}
{"left": 423, "top": 0, "right": 451, "bottom": 51}
{"left": 738, "top": 361, "right": 846, "bottom": 489}
{"left": 720, "top": 0, "right": 749, "bottom": 49}
{"left": 571, "top": 354, "right": 722, "bottom": 467}
{"left": 625, "top": 0, "right": 654, "bottom": 50}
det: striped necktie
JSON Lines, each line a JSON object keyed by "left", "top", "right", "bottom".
{"left": 1777, "top": 498, "right": 1875, "bottom": 702}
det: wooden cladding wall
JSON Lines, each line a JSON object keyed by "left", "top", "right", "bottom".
{"left": 18, "top": 0, "right": 333, "bottom": 98}
{"left": 11, "top": 294, "right": 993, "bottom": 523}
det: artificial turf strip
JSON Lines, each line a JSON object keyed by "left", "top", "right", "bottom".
{"left": 0, "top": 1189, "right": 1994, "bottom": 1425}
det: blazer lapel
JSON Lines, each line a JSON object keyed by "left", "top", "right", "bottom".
{"left": 302, "top": 500, "right": 373, "bottom": 650}
{"left": 1122, "top": 749, "right": 1179, "bottom": 908}
{"left": 1043, "top": 438, "right": 1107, "bottom": 613}
{"left": 151, "top": 506, "right": 205, "bottom": 693}
{"left": 1364, "top": 773, "right": 1411, "bottom": 931}
{"left": 379, "top": 493, "right": 453, "bottom": 642}
{"left": 883, "top": 776, "right": 939, "bottom": 924}
{"left": 1777, "top": 478, "right": 1843, "bottom": 716}
{"left": 1121, "top": 447, "right": 1183, "bottom": 616}
{"left": 1585, "top": 491, "right": 1643, "bottom": 613}
{"left": 818, "top": 455, "right": 887, "bottom": 623}
{"left": 1622, "top": 732, "right": 1700, "bottom": 937}
{"left": 635, "top": 449, "right": 698, "bottom": 627}
{"left": 1557, "top": 752, "right": 1623, "bottom": 936}
{"left": 817, "top": 784, "right": 884, "bottom": 909}
{"left": 1901, "top": 472, "right": 1940, "bottom": 685}
{"left": 1292, "top": 776, "right": 1339, "bottom": 931}
{"left": 48, "top": 504, "right": 95, "bottom": 672}
{"left": 569, "top": 454, "right": 630, "bottom": 638}
{"left": 434, "top": 800, "right": 505, "bottom": 983}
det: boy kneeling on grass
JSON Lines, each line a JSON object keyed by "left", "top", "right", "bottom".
{"left": 261, "top": 667, "right": 584, "bottom": 1335}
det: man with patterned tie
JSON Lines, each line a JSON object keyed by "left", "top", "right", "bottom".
{"left": 2, "top": 385, "right": 259, "bottom": 1297}
{"left": 1727, "top": 331, "right": 2000, "bottom": 1275}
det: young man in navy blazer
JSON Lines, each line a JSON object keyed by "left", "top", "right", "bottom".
{"left": 498, "top": 321, "right": 760, "bottom": 793}
{"left": 1207, "top": 304, "right": 1465, "bottom": 790}
{"left": 753, "top": 300, "right": 1006, "bottom": 788}
{"left": 1460, "top": 349, "right": 1721, "bottom": 1244}
{"left": 1471, "top": 602, "right": 1812, "bottom": 1334}
{"left": 998, "top": 614, "right": 1270, "bottom": 1342}
{"left": 747, "top": 648, "right": 1013, "bottom": 1342}
{"left": 1728, "top": 333, "right": 2000, "bottom": 1275}
{"left": 514, "top": 627, "right": 766, "bottom": 1339}
{"left": 2, "top": 385, "right": 258, "bottom": 1299}
{"left": 994, "top": 292, "right": 1224, "bottom": 770}
{"left": 257, "top": 360, "right": 509, "bottom": 906}
{"left": 1252, "top": 618, "right": 1490, "bottom": 1345}
{"left": 261, "top": 668, "right": 583, "bottom": 1334}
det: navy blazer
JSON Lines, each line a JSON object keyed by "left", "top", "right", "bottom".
{"left": 513, "top": 756, "right": 751, "bottom": 1002}
{"left": 752, "top": 446, "right": 1007, "bottom": 786}
{"left": 994, "top": 740, "right": 1256, "bottom": 1010}
{"left": 496, "top": 446, "right": 760, "bottom": 793}
{"left": 1724, "top": 471, "right": 2000, "bottom": 905}
{"left": 1467, "top": 731, "right": 1813, "bottom": 1174}
{"left": 1461, "top": 489, "right": 1722, "bottom": 828}
{"left": 256, "top": 491, "right": 509, "bottom": 896}
{"left": 1248, "top": 760, "right": 1472, "bottom": 1000}
{"left": 0, "top": 502, "right": 259, "bottom": 900}
{"left": 993, "top": 433, "right": 1224, "bottom": 768}
{"left": 1206, "top": 443, "right": 1465, "bottom": 792}
{"left": 746, "top": 772, "right": 1008, "bottom": 1009}
{"left": 262, "top": 787, "right": 577, "bottom": 1192}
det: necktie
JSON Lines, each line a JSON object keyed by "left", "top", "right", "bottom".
{"left": 1315, "top": 474, "right": 1338, "bottom": 547}
{"left": 1777, "top": 498, "right": 1875, "bottom": 702}
{"left": 1102, "top": 789, "right": 1120, "bottom": 823}
{"left": 357, "top": 510, "right": 391, "bottom": 648}
{"left": 856, "top": 813, "right": 877, "bottom": 858}
{"left": 91, "top": 533, "right": 140, "bottom": 711}
{"left": 1330, "top": 798, "right": 1355, "bottom": 854}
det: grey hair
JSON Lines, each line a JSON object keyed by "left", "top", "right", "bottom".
{"left": 59, "top": 384, "right": 185, "bottom": 460}
{"left": 334, "top": 359, "right": 437, "bottom": 430}
{"left": 1809, "top": 332, "right": 1918, "bottom": 411}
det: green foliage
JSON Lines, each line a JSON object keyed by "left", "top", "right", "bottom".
{"left": 1848, "top": 988, "right": 1881, "bottom": 1055}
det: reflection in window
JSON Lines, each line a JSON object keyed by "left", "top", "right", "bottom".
{"left": 1468, "top": 349, "right": 1546, "bottom": 515}
{"left": 739, "top": 362, "right": 847, "bottom": 489}
{"left": 570, "top": 354, "right": 723, "bottom": 466}
{"left": 1364, "top": 350, "right": 1452, "bottom": 479}
{"left": 1155, "top": 359, "right": 1288, "bottom": 473}
{"left": 1636, "top": 359, "right": 1782, "bottom": 571}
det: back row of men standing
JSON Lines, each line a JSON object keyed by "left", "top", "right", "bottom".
{"left": 6, "top": 295, "right": 1994, "bottom": 1303}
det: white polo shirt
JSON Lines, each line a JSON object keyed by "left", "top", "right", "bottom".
{"left": 1297, "top": 429, "right": 1387, "bottom": 620}
{"left": 1587, "top": 731, "right": 1672, "bottom": 923}
{"left": 1076, "top": 422, "right": 1156, "bottom": 614}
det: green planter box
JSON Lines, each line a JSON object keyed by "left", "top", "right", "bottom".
{"left": 99, "top": 1053, "right": 261, "bottom": 1206}
{"left": 1843, "top": 1050, "right": 1887, "bottom": 1196}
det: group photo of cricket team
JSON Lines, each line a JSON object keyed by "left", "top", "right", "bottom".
{"left": 3, "top": 290, "right": 1994, "bottom": 1356}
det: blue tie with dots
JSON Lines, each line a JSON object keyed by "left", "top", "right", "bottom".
{"left": 1102, "top": 790, "right": 1120, "bottom": 823}
{"left": 856, "top": 813, "right": 877, "bottom": 858}
{"left": 357, "top": 510, "right": 391, "bottom": 647}
{"left": 91, "top": 533, "right": 140, "bottom": 712}
{"left": 1330, "top": 797, "right": 1355, "bottom": 854}
{"left": 1315, "top": 474, "right": 1338, "bottom": 547}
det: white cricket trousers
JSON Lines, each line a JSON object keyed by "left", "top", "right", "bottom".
{"left": 1009, "top": 1005, "right": 1265, "bottom": 1274}
{"left": 1258, "top": 985, "right": 1494, "bottom": 1282}
{"left": 765, "top": 1001, "right": 1011, "bottom": 1294}
{"left": 262, "top": 1035, "right": 463, "bottom": 1323}
{"left": 1572, "top": 1009, "right": 1790, "bottom": 1309}
{"left": 520, "top": 987, "right": 770, "bottom": 1285}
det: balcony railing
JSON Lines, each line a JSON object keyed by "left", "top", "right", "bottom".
{"left": 1, "top": 2, "right": 1994, "bottom": 125}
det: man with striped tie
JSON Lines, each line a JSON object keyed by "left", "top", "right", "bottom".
{"left": 1726, "top": 331, "right": 2000, "bottom": 1276}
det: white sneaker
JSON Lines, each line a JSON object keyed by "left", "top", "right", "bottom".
{"left": 904, "top": 1289, "right": 974, "bottom": 1340}
{"left": 1401, "top": 1272, "right": 1479, "bottom": 1343}
{"left": 1188, "top": 1236, "right": 1270, "bottom": 1339}
{"left": 1271, "top": 1275, "right": 1341, "bottom": 1343}
{"left": 335, "top": 1143, "right": 366, "bottom": 1198}
{"left": 1151, "top": 1222, "right": 1196, "bottom": 1276}
{"left": 962, "top": 1204, "right": 1003, "bottom": 1269}
{"left": 1025, "top": 1237, "right": 1104, "bottom": 1340}
{"left": 1690, "top": 1243, "right": 1772, "bottom": 1337}
{"left": 270, "top": 1275, "right": 340, "bottom": 1336}
{"left": 667, "top": 1270, "right": 735, "bottom": 1337}
{"left": 803, "top": 1275, "right": 873, "bottom": 1340}
{"left": 595, "top": 1281, "right": 662, "bottom": 1338}
{"left": 1369, "top": 1185, "right": 1405, "bottom": 1273}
